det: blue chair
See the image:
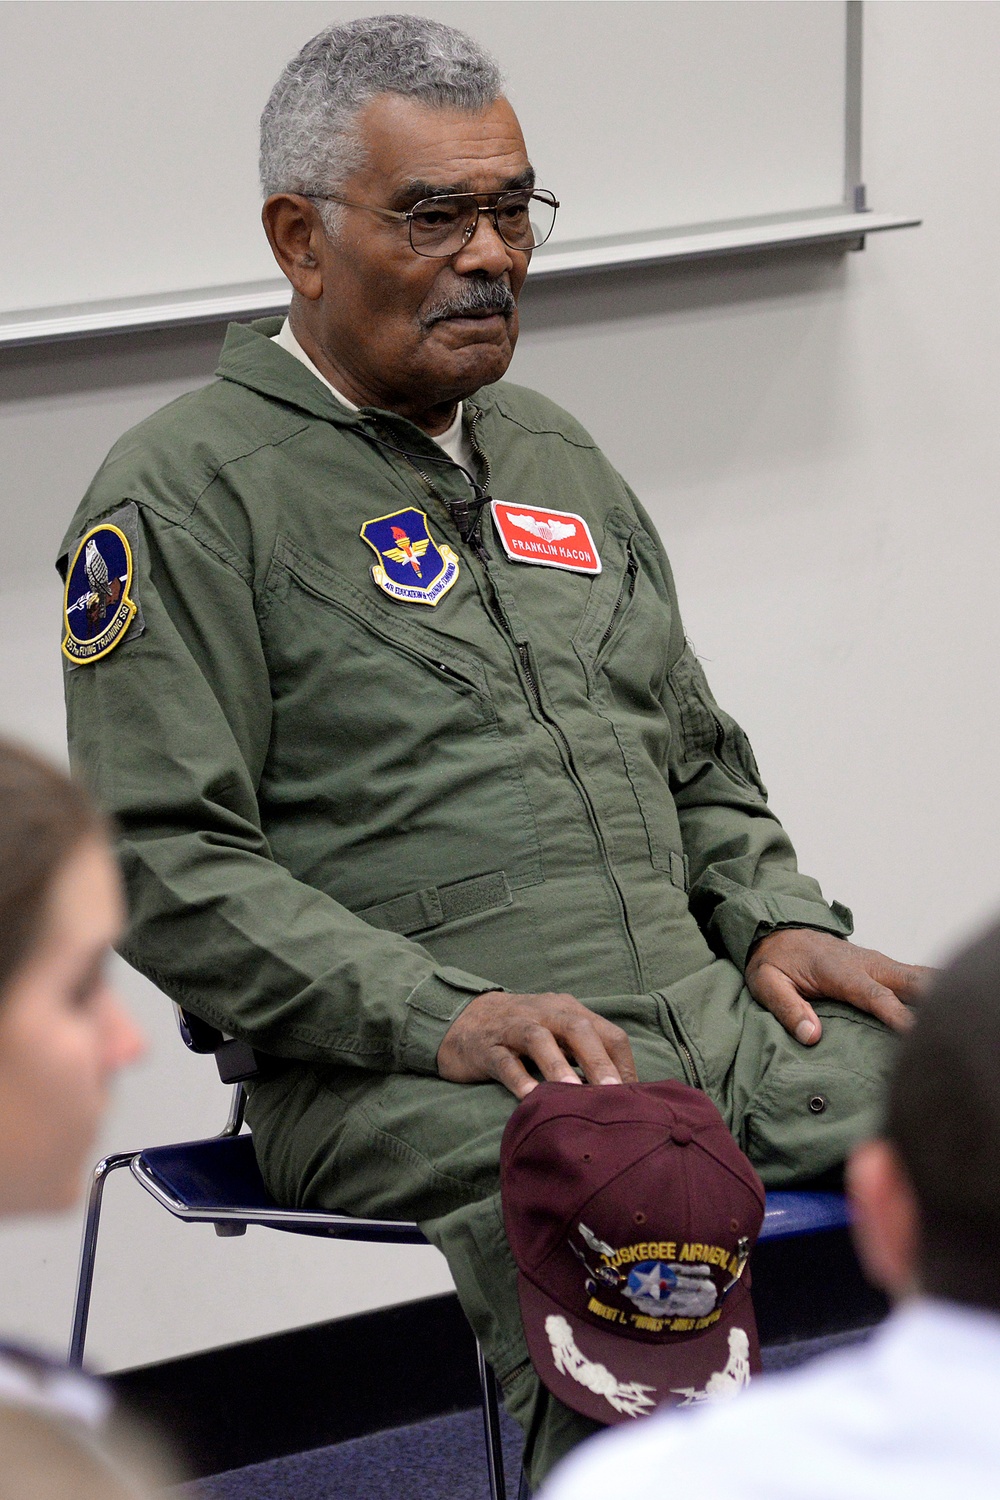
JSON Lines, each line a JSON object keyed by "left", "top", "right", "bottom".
{"left": 69, "top": 1010, "right": 510, "bottom": 1499}
{"left": 69, "top": 1010, "right": 852, "bottom": 1500}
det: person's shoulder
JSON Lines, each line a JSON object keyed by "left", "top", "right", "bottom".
{"left": 541, "top": 1405, "right": 709, "bottom": 1500}
{"left": 543, "top": 1337, "right": 880, "bottom": 1500}
{"left": 91, "top": 374, "right": 303, "bottom": 509}
{"left": 59, "top": 343, "right": 311, "bottom": 561}
{"left": 477, "top": 379, "right": 603, "bottom": 452}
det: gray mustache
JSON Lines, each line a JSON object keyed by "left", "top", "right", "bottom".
{"left": 422, "top": 280, "right": 516, "bottom": 326}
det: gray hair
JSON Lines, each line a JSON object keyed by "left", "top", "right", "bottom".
{"left": 260, "top": 13, "right": 505, "bottom": 234}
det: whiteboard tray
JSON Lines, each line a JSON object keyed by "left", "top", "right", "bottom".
{"left": 0, "top": 210, "right": 919, "bottom": 348}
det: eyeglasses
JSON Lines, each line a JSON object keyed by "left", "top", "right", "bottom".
{"left": 304, "top": 188, "right": 559, "bottom": 258}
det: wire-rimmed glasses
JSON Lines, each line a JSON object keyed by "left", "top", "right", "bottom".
{"left": 305, "top": 188, "right": 559, "bottom": 257}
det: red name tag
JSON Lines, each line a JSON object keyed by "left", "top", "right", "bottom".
{"left": 490, "top": 501, "right": 602, "bottom": 575}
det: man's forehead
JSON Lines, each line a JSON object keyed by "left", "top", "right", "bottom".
{"left": 349, "top": 93, "right": 532, "bottom": 198}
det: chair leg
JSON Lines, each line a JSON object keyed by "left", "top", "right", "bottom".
{"left": 68, "top": 1152, "right": 136, "bottom": 1368}
{"left": 476, "top": 1340, "right": 507, "bottom": 1500}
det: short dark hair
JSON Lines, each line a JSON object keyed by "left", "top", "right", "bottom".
{"left": 0, "top": 739, "right": 106, "bottom": 998}
{"left": 885, "top": 917, "right": 1000, "bottom": 1311}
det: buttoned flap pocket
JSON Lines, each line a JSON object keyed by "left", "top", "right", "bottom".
{"left": 741, "top": 1002, "right": 897, "bottom": 1185}
{"left": 259, "top": 538, "right": 543, "bottom": 893}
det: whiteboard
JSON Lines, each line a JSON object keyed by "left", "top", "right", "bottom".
{"left": 0, "top": 1, "right": 914, "bottom": 344}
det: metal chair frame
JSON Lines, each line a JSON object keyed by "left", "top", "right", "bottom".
{"left": 69, "top": 1067, "right": 509, "bottom": 1499}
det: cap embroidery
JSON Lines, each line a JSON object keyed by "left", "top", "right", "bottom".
{"left": 571, "top": 1226, "right": 747, "bottom": 1333}
{"left": 624, "top": 1261, "right": 717, "bottom": 1319}
{"left": 545, "top": 1316, "right": 656, "bottom": 1419}
{"left": 670, "top": 1327, "right": 752, "bottom": 1406}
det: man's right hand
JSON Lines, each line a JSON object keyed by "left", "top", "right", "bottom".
{"left": 436, "top": 990, "right": 638, "bottom": 1100}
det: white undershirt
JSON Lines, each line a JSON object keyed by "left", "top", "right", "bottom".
{"left": 272, "top": 318, "right": 474, "bottom": 474}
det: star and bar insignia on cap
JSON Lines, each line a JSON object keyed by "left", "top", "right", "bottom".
{"left": 360, "top": 507, "right": 460, "bottom": 607}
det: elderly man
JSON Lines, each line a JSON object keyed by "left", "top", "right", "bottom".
{"left": 59, "top": 14, "right": 925, "bottom": 1489}
{"left": 542, "top": 916, "right": 1000, "bottom": 1500}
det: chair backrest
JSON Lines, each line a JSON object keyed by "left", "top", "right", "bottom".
{"left": 173, "top": 1005, "right": 260, "bottom": 1085}
{"left": 174, "top": 1006, "right": 224, "bottom": 1055}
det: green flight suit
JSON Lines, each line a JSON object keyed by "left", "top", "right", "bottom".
{"left": 59, "top": 320, "right": 894, "bottom": 1486}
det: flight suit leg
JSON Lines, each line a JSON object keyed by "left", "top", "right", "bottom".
{"left": 652, "top": 960, "right": 899, "bottom": 1186}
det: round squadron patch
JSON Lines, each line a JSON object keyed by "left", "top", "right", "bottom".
{"left": 62, "top": 523, "right": 138, "bottom": 664}
{"left": 360, "top": 507, "right": 459, "bottom": 607}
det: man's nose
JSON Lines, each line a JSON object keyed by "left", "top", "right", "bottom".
{"left": 451, "top": 207, "right": 517, "bottom": 277}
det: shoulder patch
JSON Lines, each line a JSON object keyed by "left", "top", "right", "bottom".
{"left": 62, "top": 503, "right": 146, "bottom": 665}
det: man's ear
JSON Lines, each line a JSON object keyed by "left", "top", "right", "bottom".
{"left": 846, "top": 1137, "right": 921, "bottom": 1300}
{"left": 261, "top": 194, "right": 326, "bottom": 300}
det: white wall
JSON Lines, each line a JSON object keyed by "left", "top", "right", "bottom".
{"left": 1, "top": 1, "right": 998, "bottom": 1370}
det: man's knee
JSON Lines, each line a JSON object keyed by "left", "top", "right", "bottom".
{"left": 737, "top": 1000, "right": 898, "bottom": 1186}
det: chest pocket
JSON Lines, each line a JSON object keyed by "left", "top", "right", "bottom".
{"left": 574, "top": 518, "right": 672, "bottom": 704}
{"left": 257, "top": 538, "right": 542, "bottom": 909}
{"left": 572, "top": 517, "right": 684, "bottom": 879}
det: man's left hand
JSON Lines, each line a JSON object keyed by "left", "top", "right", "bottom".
{"left": 744, "top": 929, "right": 933, "bottom": 1045}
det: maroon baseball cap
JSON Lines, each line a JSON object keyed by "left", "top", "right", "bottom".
{"left": 500, "top": 1080, "right": 766, "bottom": 1425}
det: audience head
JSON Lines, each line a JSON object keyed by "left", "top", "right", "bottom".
{"left": 0, "top": 740, "right": 143, "bottom": 1216}
{"left": 848, "top": 915, "right": 1000, "bottom": 1312}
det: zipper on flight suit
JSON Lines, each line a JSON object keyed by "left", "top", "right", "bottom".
{"left": 366, "top": 411, "right": 646, "bottom": 990}
{"left": 391, "top": 444, "right": 508, "bottom": 628}
{"left": 464, "top": 411, "right": 644, "bottom": 996}
{"left": 380, "top": 431, "right": 532, "bottom": 715}
{"left": 465, "top": 409, "right": 493, "bottom": 560}
{"left": 655, "top": 995, "right": 703, "bottom": 1089}
{"left": 466, "top": 411, "right": 542, "bottom": 710}
{"left": 596, "top": 545, "right": 639, "bottom": 659}
{"left": 677, "top": 1038, "right": 701, "bottom": 1089}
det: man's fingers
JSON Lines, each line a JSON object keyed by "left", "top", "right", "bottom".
{"left": 489, "top": 1047, "right": 542, "bottom": 1100}
{"left": 560, "top": 1016, "right": 628, "bottom": 1086}
{"left": 519, "top": 1023, "right": 586, "bottom": 1086}
{"left": 809, "top": 959, "right": 917, "bottom": 1034}
{"left": 437, "top": 990, "right": 639, "bottom": 1096}
{"left": 875, "top": 960, "right": 935, "bottom": 1005}
{"left": 601, "top": 1023, "right": 640, "bottom": 1085}
{"left": 751, "top": 966, "right": 823, "bottom": 1045}
{"left": 849, "top": 979, "right": 915, "bottom": 1034}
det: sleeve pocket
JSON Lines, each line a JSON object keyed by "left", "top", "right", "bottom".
{"left": 667, "top": 645, "right": 768, "bottom": 799}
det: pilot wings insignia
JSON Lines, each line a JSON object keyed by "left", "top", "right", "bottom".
{"left": 508, "top": 513, "right": 577, "bottom": 543}
{"left": 360, "top": 508, "right": 459, "bottom": 607}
